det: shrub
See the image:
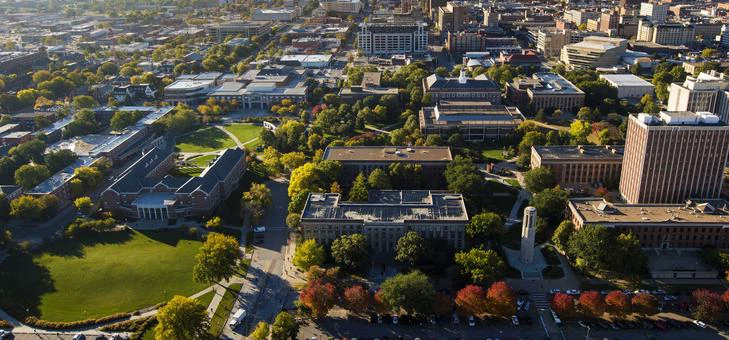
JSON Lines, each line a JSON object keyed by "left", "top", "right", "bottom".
{"left": 541, "top": 246, "right": 561, "bottom": 265}
{"left": 100, "top": 316, "right": 154, "bottom": 332}
{"left": 23, "top": 312, "right": 131, "bottom": 330}
{"left": 66, "top": 217, "right": 116, "bottom": 236}
{"left": 0, "top": 320, "right": 11, "bottom": 329}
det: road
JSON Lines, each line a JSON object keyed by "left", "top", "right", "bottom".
{"left": 223, "top": 179, "right": 296, "bottom": 339}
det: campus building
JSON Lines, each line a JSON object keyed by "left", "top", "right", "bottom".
{"left": 300, "top": 190, "right": 468, "bottom": 253}
{"left": 446, "top": 33, "right": 521, "bottom": 55}
{"left": 568, "top": 198, "right": 729, "bottom": 250}
{"left": 423, "top": 70, "right": 501, "bottom": 104}
{"left": 667, "top": 73, "right": 727, "bottom": 114}
{"left": 560, "top": 36, "right": 627, "bottom": 69}
{"left": 208, "top": 66, "right": 308, "bottom": 110}
{"left": 319, "top": 0, "right": 363, "bottom": 13}
{"left": 599, "top": 74, "right": 655, "bottom": 99}
{"left": 357, "top": 22, "right": 428, "bottom": 55}
{"left": 321, "top": 146, "right": 452, "bottom": 184}
{"left": 205, "top": 21, "right": 273, "bottom": 42}
{"left": 419, "top": 100, "right": 525, "bottom": 142}
{"left": 530, "top": 145, "right": 624, "bottom": 188}
{"left": 619, "top": 112, "right": 729, "bottom": 204}
{"left": 436, "top": 1, "right": 467, "bottom": 33}
{"left": 637, "top": 20, "right": 695, "bottom": 46}
{"left": 506, "top": 72, "right": 585, "bottom": 114}
{"left": 101, "top": 144, "right": 246, "bottom": 219}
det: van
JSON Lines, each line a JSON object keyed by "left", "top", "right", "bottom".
{"left": 229, "top": 309, "right": 247, "bottom": 328}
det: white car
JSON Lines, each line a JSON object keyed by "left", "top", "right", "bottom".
{"left": 511, "top": 315, "right": 520, "bottom": 326}
{"left": 392, "top": 315, "right": 399, "bottom": 325}
{"left": 549, "top": 289, "right": 561, "bottom": 294}
{"left": 468, "top": 315, "right": 476, "bottom": 327}
{"left": 253, "top": 226, "right": 267, "bottom": 233}
{"left": 73, "top": 335, "right": 86, "bottom": 340}
{"left": 693, "top": 320, "right": 707, "bottom": 328}
{"left": 566, "top": 289, "right": 580, "bottom": 295}
{"left": 663, "top": 295, "right": 678, "bottom": 301}
{"left": 633, "top": 289, "right": 650, "bottom": 295}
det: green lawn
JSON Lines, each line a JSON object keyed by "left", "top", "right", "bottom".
{"left": 208, "top": 283, "right": 243, "bottom": 337}
{"left": 188, "top": 155, "right": 217, "bottom": 168}
{"left": 176, "top": 127, "right": 236, "bottom": 153}
{"left": 482, "top": 148, "right": 506, "bottom": 163}
{"left": 0, "top": 229, "right": 209, "bottom": 322}
{"left": 169, "top": 166, "right": 203, "bottom": 177}
{"left": 223, "top": 124, "right": 263, "bottom": 145}
{"left": 195, "top": 289, "right": 215, "bottom": 310}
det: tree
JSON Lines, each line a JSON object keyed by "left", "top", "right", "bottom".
{"left": 44, "top": 149, "right": 77, "bottom": 173}
{"left": 293, "top": 239, "right": 325, "bottom": 271}
{"left": 631, "top": 293, "right": 658, "bottom": 316}
{"left": 348, "top": 172, "right": 369, "bottom": 202}
{"left": 9, "top": 138, "right": 46, "bottom": 164}
{"left": 205, "top": 216, "right": 222, "bottom": 229}
{"left": 569, "top": 120, "right": 591, "bottom": 145}
{"left": 262, "top": 147, "right": 283, "bottom": 174}
{"left": 530, "top": 186, "right": 569, "bottom": 220}
{"left": 281, "top": 152, "right": 306, "bottom": 172}
{"left": 343, "top": 285, "right": 372, "bottom": 313}
{"left": 433, "top": 292, "right": 454, "bottom": 316}
{"left": 14, "top": 164, "right": 50, "bottom": 190}
{"left": 250, "top": 321, "right": 270, "bottom": 340}
{"left": 164, "top": 106, "right": 198, "bottom": 134}
{"left": 32, "top": 70, "right": 52, "bottom": 84}
{"left": 300, "top": 279, "right": 337, "bottom": 318}
{"left": 486, "top": 281, "right": 516, "bottom": 317}
{"left": 445, "top": 155, "right": 483, "bottom": 198}
{"left": 567, "top": 225, "right": 613, "bottom": 272}
{"left": 605, "top": 290, "right": 630, "bottom": 317}
{"left": 270, "top": 311, "right": 299, "bottom": 340}
{"left": 722, "top": 288, "right": 729, "bottom": 309}
{"left": 367, "top": 168, "right": 390, "bottom": 189}
{"left": 72, "top": 95, "right": 99, "bottom": 110}
{"left": 73, "top": 196, "right": 93, "bottom": 214}
{"left": 455, "top": 284, "right": 488, "bottom": 316}
{"left": 578, "top": 291, "right": 606, "bottom": 317}
{"left": 378, "top": 270, "right": 435, "bottom": 315}
{"left": 524, "top": 167, "right": 557, "bottom": 193}
{"left": 154, "top": 295, "right": 209, "bottom": 340}
{"left": 395, "top": 231, "right": 426, "bottom": 266}
{"left": 552, "top": 220, "right": 575, "bottom": 251}
{"left": 692, "top": 289, "right": 724, "bottom": 322}
{"left": 466, "top": 212, "right": 504, "bottom": 241}
{"left": 702, "top": 48, "right": 717, "bottom": 59}
{"left": 331, "top": 233, "right": 369, "bottom": 271}
{"left": 552, "top": 293, "right": 577, "bottom": 318}
{"left": 64, "top": 109, "right": 101, "bottom": 137}
{"left": 192, "top": 232, "right": 239, "bottom": 284}
{"left": 454, "top": 248, "right": 505, "bottom": 284}
{"left": 110, "top": 110, "right": 143, "bottom": 131}
{"left": 71, "top": 166, "right": 102, "bottom": 195}
{"left": 243, "top": 182, "right": 273, "bottom": 224}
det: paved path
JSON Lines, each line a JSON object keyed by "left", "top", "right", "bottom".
{"left": 215, "top": 125, "right": 245, "bottom": 149}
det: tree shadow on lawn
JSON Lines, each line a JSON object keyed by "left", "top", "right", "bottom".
{"left": 0, "top": 252, "right": 55, "bottom": 319}
{"left": 42, "top": 229, "right": 135, "bottom": 258}
{"left": 176, "top": 128, "right": 230, "bottom": 150}
{"left": 137, "top": 228, "right": 201, "bottom": 247}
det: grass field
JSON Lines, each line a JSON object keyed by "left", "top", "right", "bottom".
{"left": 188, "top": 155, "right": 217, "bottom": 168}
{"left": 0, "top": 229, "right": 208, "bottom": 322}
{"left": 176, "top": 127, "right": 236, "bottom": 153}
{"left": 223, "top": 124, "right": 263, "bottom": 147}
{"left": 169, "top": 166, "right": 203, "bottom": 177}
{"left": 208, "top": 283, "right": 243, "bottom": 337}
{"left": 481, "top": 148, "right": 506, "bottom": 163}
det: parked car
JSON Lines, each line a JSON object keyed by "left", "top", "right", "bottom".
{"left": 452, "top": 312, "right": 460, "bottom": 325}
{"left": 468, "top": 316, "right": 476, "bottom": 327}
{"left": 549, "top": 289, "right": 561, "bottom": 294}
{"left": 73, "top": 335, "right": 86, "bottom": 340}
{"left": 565, "top": 289, "right": 580, "bottom": 295}
{"left": 663, "top": 295, "right": 678, "bottom": 301}
{"left": 392, "top": 315, "right": 399, "bottom": 325}
{"left": 511, "top": 315, "right": 519, "bottom": 326}
{"left": 693, "top": 320, "right": 707, "bottom": 328}
{"left": 0, "top": 331, "right": 14, "bottom": 340}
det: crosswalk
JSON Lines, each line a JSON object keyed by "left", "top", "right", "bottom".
{"left": 531, "top": 291, "right": 551, "bottom": 311}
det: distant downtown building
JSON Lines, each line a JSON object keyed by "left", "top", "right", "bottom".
{"left": 619, "top": 112, "right": 729, "bottom": 204}
{"left": 530, "top": 145, "right": 624, "bottom": 187}
{"left": 536, "top": 28, "right": 608, "bottom": 59}
{"left": 560, "top": 36, "right": 627, "bottom": 69}
{"left": 357, "top": 22, "right": 428, "bottom": 55}
{"left": 419, "top": 100, "right": 525, "bottom": 141}
{"left": 423, "top": 70, "right": 501, "bottom": 103}
{"left": 321, "top": 146, "right": 452, "bottom": 183}
{"left": 319, "top": 0, "right": 363, "bottom": 13}
{"left": 637, "top": 20, "right": 695, "bottom": 46}
{"left": 101, "top": 144, "right": 246, "bottom": 219}
{"left": 300, "top": 190, "right": 468, "bottom": 253}
{"left": 667, "top": 73, "right": 727, "bottom": 114}
{"left": 446, "top": 33, "right": 521, "bottom": 54}
{"left": 506, "top": 72, "right": 585, "bottom": 113}
{"left": 205, "top": 21, "right": 273, "bottom": 42}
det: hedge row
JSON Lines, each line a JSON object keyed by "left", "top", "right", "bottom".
{"left": 99, "top": 316, "right": 153, "bottom": 332}
{"left": 130, "top": 317, "right": 158, "bottom": 340}
{"left": 24, "top": 312, "right": 131, "bottom": 330}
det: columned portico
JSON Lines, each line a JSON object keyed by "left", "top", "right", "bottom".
{"left": 132, "top": 192, "right": 177, "bottom": 220}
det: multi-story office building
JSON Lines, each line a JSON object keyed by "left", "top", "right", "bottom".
{"left": 446, "top": 33, "right": 521, "bottom": 54}
{"left": 357, "top": 22, "right": 428, "bottom": 55}
{"left": 536, "top": 29, "right": 608, "bottom": 59}
{"left": 568, "top": 198, "right": 729, "bottom": 250}
{"left": 208, "top": 66, "right": 308, "bottom": 110}
{"left": 252, "top": 8, "right": 298, "bottom": 21}
{"left": 531, "top": 145, "right": 624, "bottom": 187}
{"left": 300, "top": 190, "right": 468, "bottom": 253}
{"left": 419, "top": 100, "right": 524, "bottom": 142}
{"left": 319, "top": 0, "right": 362, "bottom": 13}
{"left": 322, "top": 146, "right": 452, "bottom": 183}
{"left": 619, "top": 112, "right": 729, "bottom": 204}
{"left": 599, "top": 11, "right": 620, "bottom": 33}
{"left": 599, "top": 74, "right": 655, "bottom": 99}
{"left": 422, "top": 70, "right": 501, "bottom": 103}
{"left": 437, "top": 1, "right": 467, "bottom": 33}
{"left": 560, "top": 36, "right": 627, "bottom": 69}
{"left": 639, "top": 2, "right": 669, "bottom": 23}
{"left": 205, "top": 21, "right": 273, "bottom": 42}
{"left": 667, "top": 74, "right": 727, "bottom": 113}
{"left": 637, "top": 20, "right": 695, "bottom": 46}
{"left": 506, "top": 72, "right": 585, "bottom": 113}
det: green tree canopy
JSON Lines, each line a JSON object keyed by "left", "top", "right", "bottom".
{"left": 378, "top": 270, "right": 435, "bottom": 315}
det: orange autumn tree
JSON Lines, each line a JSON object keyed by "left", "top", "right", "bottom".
{"left": 455, "top": 285, "right": 488, "bottom": 316}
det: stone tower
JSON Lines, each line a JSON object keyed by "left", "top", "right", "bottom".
{"left": 520, "top": 206, "right": 537, "bottom": 263}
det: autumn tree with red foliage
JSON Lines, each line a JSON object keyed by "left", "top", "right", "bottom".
{"left": 343, "top": 285, "right": 372, "bottom": 314}
{"left": 455, "top": 285, "right": 488, "bottom": 316}
{"left": 722, "top": 289, "right": 729, "bottom": 308}
{"left": 631, "top": 293, "right": 658, "bottom": 316}
{"left": 486, "top": 281, "right": 516, "bottom": 317}
{"left": 604, "top": 291, "right": 630, "bottom": 316}
{"left": 300, "top": 279, "right": 337, "bottom": 318}
{"left": 552, "top": 293, "right": 576, "bottom": 318}
{"left": 692, "top": 289, "right": 725, "bottom": 323}
{"left": 433, "top": 292, "right": 454, "bottom": 316}
{"left": 578, "top": 291, "right": 606, "bottom": 317}
{"left": 373, "top": 289, "right": 390, "bottom": 313}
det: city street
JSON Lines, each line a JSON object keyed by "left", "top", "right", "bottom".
{"left": 223, "top": 179, "right": 297, "bottom": 339}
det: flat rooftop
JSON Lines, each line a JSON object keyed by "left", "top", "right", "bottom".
{"left": 599, "top": 74, "right": 654, "bottom": 87}
{"left": 634, "top": 112, "right": 727, "bottom": 127}
{"left": 533, "top": 145, "right": 624, "bottom": 161}
{"left": 301, "top": 190, "right": 468, "bottom": 223}
{"left": 530, "top": 73, "right": 584, "bottom": 95}
{"left": 569, "top": 198, "right": 729, "bottom": 225}
{"left": 421, "top": 101, "right": 525, "bottom": 127}
{"left": 322, "top": 146, "right": 452, "bottom": 163}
